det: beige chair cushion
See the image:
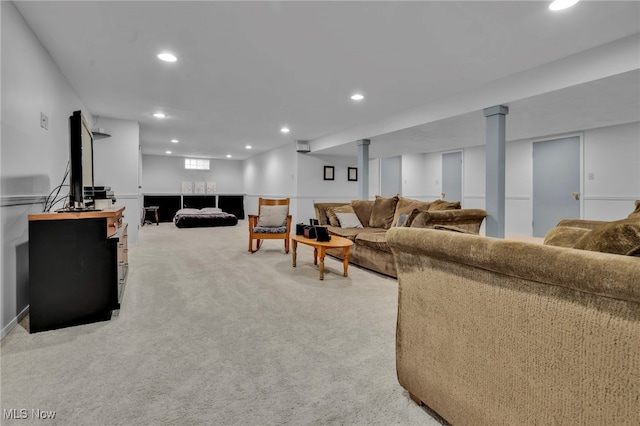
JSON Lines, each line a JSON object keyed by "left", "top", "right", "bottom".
{"left": 257, "top": 205, "right": 288, "bottom": 227}
{"left": 369, "top": 195, "right": 399, "bottom": 229}
{"left": 392, "top": 197, "right": 433, "bottom": 227}
{"left": 327, "top": 205, "right": 356, "bottom": 227}
{"left": 573, "top": 218, "right": 640, "bottom": 256}
{"left": 351, "top": 200, "right": 374, "bottom": 226}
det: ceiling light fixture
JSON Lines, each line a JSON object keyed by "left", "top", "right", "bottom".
{"left": 351, "top": 93, "right": 364, "bottom": 101}
{"left": 245, "top": 145, "right": 252, "bottom": 149}
{"left": 157, "top": 52, "right": 177, "bottom": 62}
{"left": 165, "top": 150, "right": 172, "bottom": 154}
{"left": 280, "top": 127, "right": 290, "bottom": 134}
{"left": 153, "top": 112, "right": 166, "bottom": 118}
{"left": 549, "top": 0, "right": 579, "bottom": 11}
{"left": 170, "top": 139, "right": 179, "bottom": 143}
{"left": 226, "top": 154, "right": 232, "bottom": 158}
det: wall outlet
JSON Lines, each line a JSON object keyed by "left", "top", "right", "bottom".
{"left": 40, "top": 112, "right": 49, "bottom": 130}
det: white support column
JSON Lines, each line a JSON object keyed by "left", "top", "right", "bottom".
{"left": 484, "top": 105, "right": 509, "bottom": 238}
{"left": 357, "top": 139, "right": 370, "bottom": 200}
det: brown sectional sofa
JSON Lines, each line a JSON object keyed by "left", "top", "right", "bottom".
{"left": 314, "top": 195, "right": 488, "bottom": 278}
{"left": 387, "top": 206, "right": 640, "bottom": 425}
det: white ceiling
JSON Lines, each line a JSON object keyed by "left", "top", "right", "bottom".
{"left": 14, "top": 1, "right": 640, "bottom": 160}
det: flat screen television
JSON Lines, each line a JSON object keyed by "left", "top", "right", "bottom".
{"left": 68, "top": 110, "right": 95, "bottom": 210}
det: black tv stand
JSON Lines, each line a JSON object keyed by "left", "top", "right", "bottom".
{"left": 28, "top": 207, "right": 128, "bottom": 333}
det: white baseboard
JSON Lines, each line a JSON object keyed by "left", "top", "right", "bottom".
{"left": 1, "top": 305, "right": 29, "bottom": 340}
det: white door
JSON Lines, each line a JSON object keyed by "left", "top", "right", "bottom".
{"left": 442, "top": 151, "right": 462, "bottom": 202}
{"left": 532, "top": 137, "right": 580, "bottom": 237}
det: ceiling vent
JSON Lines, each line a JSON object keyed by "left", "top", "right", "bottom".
{"left": 296, "top": 140, "right": 310, "bottom": 153}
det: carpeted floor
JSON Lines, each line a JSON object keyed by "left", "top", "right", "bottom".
{"left": 1, "top": 221, "right": 440, "bottom": 425}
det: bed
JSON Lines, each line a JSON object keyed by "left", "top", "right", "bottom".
{"left": 173, "top": 207, "right": 238, "bottom": 228}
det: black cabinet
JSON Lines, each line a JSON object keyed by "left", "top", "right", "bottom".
{"left": 28, "top": 208, "right": 128, "bottom": 333}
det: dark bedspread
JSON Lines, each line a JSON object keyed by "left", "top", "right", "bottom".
{"left": 174, "top": 208, "right": 238, "bottom": 228}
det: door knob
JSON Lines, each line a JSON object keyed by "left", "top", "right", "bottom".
{"left": 572, "top": 192, "right": 580, "bottom": 200}
{"left": 441, "top": 192, "right": 446, "bottom": 199}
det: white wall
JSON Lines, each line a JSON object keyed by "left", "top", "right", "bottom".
{"left": 94, "top": 118, "right": 141, "bottom": 245}
{"left": 296, "top": 153, "right": 359, "bottom": 222}
{"left": 583, "top": 122, "right": 640, "bottom": 220}
{"left": 243, "top": 143, "right": 298, "bottom": 220}
{"left": 380, "top": 156, "right": 402, "bottom": 197}
{"left": 142, "top": 154, "right": 244, "bottom": 195}
{"left": 0, "top": 1, "right": 90, "bottom": 336}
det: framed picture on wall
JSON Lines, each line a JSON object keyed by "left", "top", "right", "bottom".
{"left": 181, "top": 181, "right": 193, "bottom": 193}
{"left": 324, "top": 166, "right": 335, "bottom": 181}
{"left": 348, "top": 167, "right": 358, "bottom": 181}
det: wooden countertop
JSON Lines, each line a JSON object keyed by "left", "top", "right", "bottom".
{"left": 28, "top": 206, "right": 125, "bottom": 221}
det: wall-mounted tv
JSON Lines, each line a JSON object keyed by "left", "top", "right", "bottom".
{"left": 68, "top": 110, "right": 95, "bottom": 210}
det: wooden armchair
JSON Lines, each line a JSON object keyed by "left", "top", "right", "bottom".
{"left": 248, "top": 198, "right": 292, "bottom": 253}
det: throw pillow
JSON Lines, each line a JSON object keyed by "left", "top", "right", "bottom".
{"left": 628, "top": 200, "right": 640, "bottom": 219}
{"left": 257, "top": 205, "right": 288, "bottom": 227}
{"left": 369, "top": 195, "right": 399, "bottom": 229}
{"left": 396, "top": 213, "right": 409, "bottom": 227}
{"left": 573, "top": 218, "right": 640, "bottom": 256}
{"left": 335, "top": 212, "right": 363, "bottom": 228}
{"left": 392, "top": 197, "right": 433, "bottom": 227}
{"left": 543, "top": 226, "right": 591, "bottom": 248}
{"left": 429, "top": 199, "right": 462, "bottom": 211}
{"left": 407, "top": 210, "right": 432, "bottom": 228}
{"left": 327, "top": 205, "right": 355, "bottom": 227}
{"left": 351, "top": 200, "right": 374, "bottom": 226}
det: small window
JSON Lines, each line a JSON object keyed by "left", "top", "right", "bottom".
{"left": 185, "top": 158, "right": 210, "bottom": 170}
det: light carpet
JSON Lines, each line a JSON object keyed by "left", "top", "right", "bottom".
{"left": 1, "top": 221, "right": 440, "bottom": 425}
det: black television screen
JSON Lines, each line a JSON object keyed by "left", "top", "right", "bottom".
{"left": 68, "top": 110, "right": 95, "bottom": 210}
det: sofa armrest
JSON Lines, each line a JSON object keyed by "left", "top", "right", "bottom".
{"left": 314, "top": 202, "right": 351, "bottom": 226}
{"left": 556, "top": 218, "right": 608, "bottom": 230}
{"left": 387, "top": 227, "right": 640, "bottom": 303}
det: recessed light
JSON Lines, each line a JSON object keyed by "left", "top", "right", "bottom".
{"left": 549, "top": 0, "right": 579, "bottom": 11}
{"left": 153, "top": 112, "right": 166, "bottom": 118}
{"left": 170, "top": 139, "right": 179, "bottom": 143}
{"left": 351, "top": 93, "right": 364, "bottom": 101}
{"left": 165, "top": 150, "right": 172, "bottom": 154}
{"left": 226, "top": 154, "right": 232, "bottom": 158}
{"left": 157, "top": 52, "right": 177, "bottom": 62}
{"left": 245, "top": 145, "right": 252, "bottom": 149}
{"left": 280, "top": 127, "right": 290, "bottom": 134}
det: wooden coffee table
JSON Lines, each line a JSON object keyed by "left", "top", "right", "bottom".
{"left": 291, "top": 234, "right": 354, "bottom": 280}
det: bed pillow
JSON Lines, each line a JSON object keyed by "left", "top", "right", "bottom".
{"left": 257, "top": 205, "right": 288, "bottom": 227}
{"left": 200, "top": 207, "right": 222, "bottom": 214}
{"left": 335, "top": 212, "right": 363, "bottom": 228}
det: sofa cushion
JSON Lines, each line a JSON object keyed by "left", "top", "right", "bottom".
{"left": 369, "top": 195, "right": 399, "bottom": 229}
{"left": 355, "top": 232, "right": 391, "bottom": 253}
{"left": 326, "top": 225, "right": 385, "bottom": 242}
{"left": 351, "top": 200, "right": 374, "bottom": 227}
{"left": 573, "top": 218, "right": 640, "bottom": 256}
{"left": 429, "top": 199, "right": 462, "bottom": 211}
{"left": 543, "top": 226, "right": 591, "bottom": 248}
{"left": 392, "top": 197, "right": 433, "bottom": 227}
{"left": 327, "top": 205, "right": 356, "bottom": 227}
{"left": 335, "top": 212, "right": 363, "bottom": 228}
